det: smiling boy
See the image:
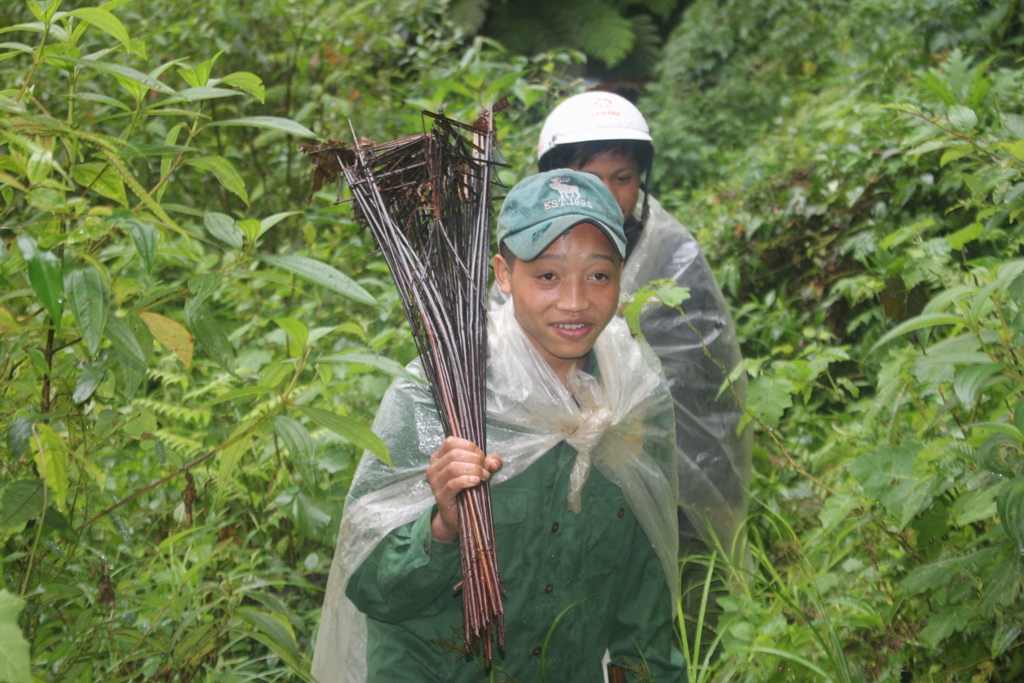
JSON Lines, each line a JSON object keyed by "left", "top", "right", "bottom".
{"left": 312, "top": 169, "right": 684, "bottom": 683}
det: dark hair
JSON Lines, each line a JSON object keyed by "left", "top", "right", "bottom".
{"left": 538, "top": 139, "right": 654, "bottom": 175}
{"left": 499, "top": 240, "right": 516, "bottom": 267}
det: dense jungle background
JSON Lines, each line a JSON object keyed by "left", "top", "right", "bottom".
{"left": 2, "top": 0, "right": 1024, "bottom": 681}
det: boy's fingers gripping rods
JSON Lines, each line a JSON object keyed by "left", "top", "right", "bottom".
{"left": 427, "top": 436, "right": 503, "bottom": 542}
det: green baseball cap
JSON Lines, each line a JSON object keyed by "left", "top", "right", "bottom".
{"left": 497, "top": 169, "right": 626, "bottom": 261}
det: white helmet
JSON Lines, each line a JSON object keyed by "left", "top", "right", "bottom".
{"left": 537, "top": 91, "right": 653, "bottom": 162}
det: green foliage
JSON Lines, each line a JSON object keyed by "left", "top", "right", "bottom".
{"left": 649, "top": 0, "right": 1024, "bottom": 680}
{"left": 0, "top": 0, "right": 575, "bottom": 680}
{"left": 457, "top": 0, "right": 679, "bottom": 76}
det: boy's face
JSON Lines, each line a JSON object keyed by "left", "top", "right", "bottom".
{"left": 494, "top": 223, "right": 621, "bottom": 382}
{"left": 570, "top": 151, "right": 641, "bottom": 221}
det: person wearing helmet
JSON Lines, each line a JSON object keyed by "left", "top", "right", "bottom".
{"left": 492, "top": 91, "right": 752, "bottom": 585}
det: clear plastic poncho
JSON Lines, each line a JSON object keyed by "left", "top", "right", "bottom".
{"left": 311, "top": 300, "right": 679, "bottom": 683}
{"left": 490, "top": 192, "right": 752, "bottom": 557}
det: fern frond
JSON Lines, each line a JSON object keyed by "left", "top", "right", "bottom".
{"left": 623, "top": 13, "right": 662, "bottom": 68}
{"left": 243, "top": 394, "right": 282, "bottom": 422}
{"left": 135, "top": 398, "right": 212, "bottom": 427}
{"left": 154, "top": 429, "right": 205, "bottom": 458}
{"left": 578, "top": 4, "right": 635, "bottom": 67}
{"left": 183, "top": 374, "right": 236, "bottom": 400}
{"left": 148, "top": 367, "right": 189, "bottom": 391}
{"left": 622, "top": 0, "right": 677, "bottom": 21}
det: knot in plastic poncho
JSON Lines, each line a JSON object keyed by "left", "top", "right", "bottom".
{"left": 311, "top": 300, "right": 678, "bottom": 683}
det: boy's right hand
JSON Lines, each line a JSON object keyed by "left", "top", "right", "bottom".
{"left": 426, "top": 436, "right": 502, "bottom": 543}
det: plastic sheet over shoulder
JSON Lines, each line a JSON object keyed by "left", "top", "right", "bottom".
{"left": 311, "top": 301, "right": 679, "bottom": 683}
{"left": 489, "top": 193, "right": 752, "bottom": 558}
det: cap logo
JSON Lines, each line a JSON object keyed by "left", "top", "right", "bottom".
{"left": 549, "top": 176, "right": 580, "bottom": 199}
{"left": 543, "top": 176, "right": 594, "bottom": 211}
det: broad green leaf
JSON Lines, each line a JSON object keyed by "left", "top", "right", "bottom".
{"left": 66, "top": 7, "right": 130, "bottom": 51}
{"left": 900, "top": 549, "right": 997, "bottom": 595}
{"left": 939, "top": 146, "right": 972, "bottom": 167}
{"left": 818, "top": 492, "right": 859, "bottom": 531}
{"left": 273, "top": 416, "right": 315, "bottom": 461}
{"left": 299, "top": 406, "right": 389, "bottom": 466}
{"left": 122, "top": 411, "right": 157, "bottom": 440}
{"left": 0, "top": 478, "right": 45, "bottom": 533}
{"left": 64, "top": 265, "right": 109, "bottom": 355}
{"left": 870, "top": 313, "right": 969, "bottom": 351}
{"left": 188, "top": 272, "right": 222, "bottom": 308}
{"left": 237, "top": 218, "right": 260, "bottom": 244}
{"left": 977, "top": 434, "right": 1020, "bottom": 477}
{"left": 952, "top": 480, "right": 1003, "bottom": 527}
{"left": 948, "top": 104, "right": 978, "bottom": 133}
{"left": 0, "top": 590, "right": 30, "bottom": 683}
{"left": 16, "top": 235, "right": 63, "bottom": 329}
{"left": 1016, "top": 396, "right": 1024, "bottom": 434}
{"left": 258, "top": 254, "right": 376, "bottom": 306}
{"left": 203, "top": 212, "right": 244, "bottom": 249}
{"left": 31, "top": 424, "right": 67, "bottom": 511}
{"left": 259, "top": 211, "right": 301, "bottom": 238}
{"left": 953, "top": 363, "right": 1004, "bottom": 410}
{"left": 945, "top": 222, "right": 983, "bottom": 250}
{"left": 992, "top": 616, "right": 1021, "bottom": 657}
{"left": 214, "top": 71, "right": 266, "bottom": 102}
{"left": 318, "top": 352, "right": 422, "bottom": 383}
{"left": 104, "top": 315, "right": 147, "bottom": 370}
{"left": 51, "top": 56, "right": 176, "bottom": 94}
{"left": 998, "top": 140, "right": 1024, "bottom": 161}
{"left": 218, "top": 419, "right": 257, "bottom": 483}
{"left": 207, "top": 116, "right": 317, "bottom": 139}
{"left": 185, "top": 303, "right": 235, "bottom": 372}
{"left": 848, "top": 440, "right": 929, "bottom": 529}
{"left": 921, "top": 605, "right": 975, "bottom": 647}
{"left": 998, "top": 475, "right": 1024, "bottom": 552}
{"left": 174, "top": 87, "right": 243, "bottom": 102}
{"left": 273, "top": 317, "right": 308, "bottom": 352}
{"left": 138, "top": 311, "right": 193, "bottom": 368}
{"left": 71, "top": 161, "right": 127, "bottom": 206}
{"left": 234, "top": 607, "right": 312, "bottom": 681}
{"left": 122, "top": 217, "right": 159, "bottom": 275}
{"left": 187, "top": 156, "right": 248, "bottom": 205}
{"left": 6, "top": 418, "right": 32, "bottom": 459}
{"left": 72, "top": 359, "right": 106, "bottom": 404}
{"left": 744, "top": 374, "right": 795, "bottom": 428}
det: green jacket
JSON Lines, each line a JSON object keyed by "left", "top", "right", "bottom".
{"left": 346, "top": 441, "right": 686, "bottom": 683}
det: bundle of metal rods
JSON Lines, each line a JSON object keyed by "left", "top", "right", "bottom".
{"left": 336, "top": 111, "right": 504, "bottom": 663}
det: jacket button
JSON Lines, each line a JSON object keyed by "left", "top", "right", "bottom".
{"left": 423, "top": 542, "right": 430, "bottom": 554}
{"left": 545, "top": 583, "right": 553, "bottom": 594}
{"left": 533, "top": 647, "right": 542, "bottom": 656}
{"left": 551, "top": 522, "right": 559, "bottom": 533}
{"left": 617, "top": 508, "right": 625, "bottom": 519}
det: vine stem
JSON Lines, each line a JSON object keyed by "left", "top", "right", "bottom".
{"left": 14, "top": 20, "right": 49, "bottom": 104}
{"left": 21, "top": 430, "right": 50, "bottom": 596}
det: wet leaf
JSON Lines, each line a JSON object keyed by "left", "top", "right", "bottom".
{"left": 185, "top": 303, "right": 235, "bottom": 373}
{"left": 16, "top": 235, "right": 63, "bottom": 329}
{"left": 0, "top": 478, "right": 45, "bottom": 533}
{"left": 64, "top": 265, "right": 109, "bottom": 355}
{"left": 204, "top": 212, "right": 244, "bottom": 249}
{"left": 299, "top": 406, "right": 389, "bottom": 466}
{"left": 258, "top": 254, "right": 376, "bottom": 306}
{"left": 187, "top": 156, "right": 248, "bottom": 204}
